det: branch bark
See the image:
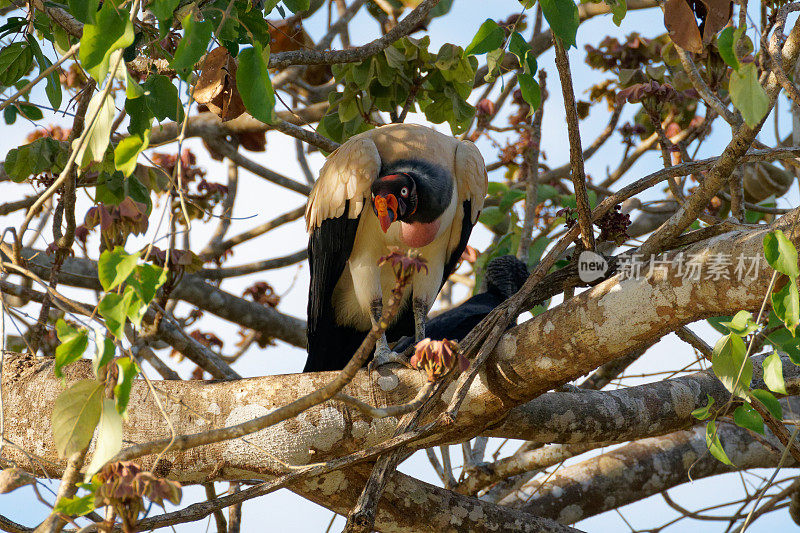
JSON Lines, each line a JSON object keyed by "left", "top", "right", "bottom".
{"left": 500, "top": 420, "right": 799, "bottom": 524}
{"left": 3, "top": 211, "right": 799, "bottom": 481}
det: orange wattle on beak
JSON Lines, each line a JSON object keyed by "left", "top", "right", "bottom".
{"left": 374, "top": 194, "right": 398, "bottom": 233}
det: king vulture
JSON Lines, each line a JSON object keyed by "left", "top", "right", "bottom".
{"left": 304, "top": 123, "right": 488, "bottom": 372}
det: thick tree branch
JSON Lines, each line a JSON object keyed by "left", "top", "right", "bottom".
{"left": 3, "top": 248, "right": 308, "bottom": 348}
{"left": 147, "top": 104, "right": 328, "bottom": 146}
{"left": 3, "top": 213, "right": 800, "bottom": 483}
{"left": 484, "top": 351, "right": 800, "bottom": 444}
{"left": 501, "top": 420, "right": 800, "bottom": 523}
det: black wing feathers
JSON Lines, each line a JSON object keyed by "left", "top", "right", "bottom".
{"left": 304, "top": 202, "right": 361, "bottom": 372}
{"left": 441, "top": 200, "right": 475, "bottom": 288}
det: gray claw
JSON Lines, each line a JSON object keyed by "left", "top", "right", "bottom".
{"left": 370, "top": 348, "right": 408, "bottom": 370}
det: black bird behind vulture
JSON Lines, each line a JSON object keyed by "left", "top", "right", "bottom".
{"left": 394, "top": 255, "right": 529, "bottom": 353}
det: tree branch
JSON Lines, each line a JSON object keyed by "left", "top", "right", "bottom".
{"left": 266, "top": 0, "right": 441, "bottom": 69}
{"left": 501, "top": 419, "right": 800, "bottom": 523}
{"left": 4, "top": 248, "right": 308, "bottom": 348}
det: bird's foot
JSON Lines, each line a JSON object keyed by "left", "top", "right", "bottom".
{"left": 369, "top": 347, "right": 408, "bottom": 370}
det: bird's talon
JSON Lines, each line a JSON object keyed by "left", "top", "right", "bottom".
{"left": 370, "top": 350, "right": 408, "bottom": 370}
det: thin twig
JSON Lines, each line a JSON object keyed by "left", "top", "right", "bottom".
{"left": 333, "top": 382, "right": 434, "bottom": 419}
{"left": 518, "top": 71, "right": 546, "bottom": 261}
{"left": 553, "top": 37, "right": 594, "bottom": 250}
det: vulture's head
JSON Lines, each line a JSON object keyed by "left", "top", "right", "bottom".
{"left": 370, "top": 173, "right": 417, "bottom": 232}
{"left": 370, "top": 159, "right": 452, "bottom": 233}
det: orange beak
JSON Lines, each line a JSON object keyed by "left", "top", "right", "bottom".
{"left": 374, "top": 194, "right": 398, "bottom": 233}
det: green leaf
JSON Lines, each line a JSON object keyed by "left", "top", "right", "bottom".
{"left": 51, "top": 379, "right": 103, "bottom": 458}
{"left": 150, "top": 0, "right": 180, "bottom": 29}
{"left": 0, "top": 42, "right": 32, "bottom": 88}
{"left": 238, "top": 9, "right": 273, "bottom": 47}
{"left": 540, "top": 0, "right": 580, "bottom": 49}
{"left": 68, "top": 0, "right": 100, "bottom": 23}
{"left": 54, "top": 320, "right": 89, "bottom": 378}
{"left": 350, "top": 60, "right": 373, "bottom": 90}
{"left": 483, "top": 48, "right": 505, "bottom": 82}
{"left": 85, "top": 399, "right": 123, "bottom": 479}
{"left": 711, "top": 333, "right": 752, "bottom": 398}
{"left": 125, "top": 70, "right": 144, "bottom": 99}
{"left": 141, "top": 74, "right": 183, "bottom": 123}
{"left": 114, "top": 129, "right": 150, "bottom": 177}
{"left": 605, "top": 0, "right": 627, "bottom": 26}
{"left": 717, "top": 26, "right": 741, "bottom": 71}
{"left": 114, "top": 356, "right": 140, "bottom": 415}
{"left": 93, "top": 334, "right": 115, "bottom": 379}
{"left": 772, "top": 279, "right": 800, "bottom": 336}
{"left": 527, "top": 235, "right": 551, "bottom": 269}
{"left": 27, "top": 36, "right": 62, "bottom": 111}
{"left": 707, "top": 315, "right": 734, "bottom": 335}
{"left": 54, "top": 493, "right": 95, "bottom": 517}
{"left": 128, "top": 264, "right": 167, "bottom": 305}
{"left": 518, "top": 72, "right": 541, "bottom": 112}
{"left": 499, "top": 189, "right": 527, "bottom": 212}
{"left": 465, "top": 19, "right": 504, "bottom": 56}
{"left": 430, "top": 0, "right": 453, "bottom": 17}
{"left": 729, "top": 62, "right": 770, "bottom": 128}
{"left": 479, "top": 206, "right": 506, "bottom": 227}
{"left": 733, "top": 403, "right": 764, "bottom": 434}
{"left": 17, "top": 103, "right": 43, "bottom": 121}
{"left": 237, "top": 43, "right": 275, "bottom": 124}
{"left": 691, "top": 394, "right": 715, "bottom": 420}
{"left": 4, "top": 105, "right": 16, "bottom": 125}
{"left": 508, "top": 32, "right": 537, "bottom": 75}
{"left": 98, "top": 247, "right": 140, "bottom": 291}
{"left": 338, "top": 95, "right": 360, "bottom": 123}
{"left": 384, "top": 45, "right": 406, "bottom": 69}
{"left": 763, "top": 351, "right": 788, "bottom": 395}
{"left": 79, "top": 1, "right": 134, "bottom": 81}
{"left": 75, "top": 90, "right": 116, "bottom": 166}
{"left": 705, "top": 420, "right": 733, "bottom": 465}
{"left": 52, "top": 23, "right": 72, "bottom": 55}
{"left": 283, "top": 0, "right": 310, "bottom": 12}
{"left": 762, "top": 310, "right": 800, "bottom": 365}
{"left": 487, "top": 182, "right": 509, "bottom": 195}
{"left": 719, "top": 310, "right": 759, "bottom": 337}
{"left": 751, "top": 388, "right": 783, "bottom": 420}
{"left": 98, "top": 290, "right": 134, "bottom": 340}
{"left": 126, "top": 289, "right": 147, "bottom": 328}
{"left": 170, "top": 12, "right": 212, "bottom": 80}
{"left": 4, "top": 137, "right": 65, "bottom": 182}
{"left": 764, "top": 230, "right": 799, "bottom": 279}
{"left": 508, "top": 31, "right": 528, "bottom": 64}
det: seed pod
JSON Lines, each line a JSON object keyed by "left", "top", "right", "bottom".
{"left": 790, "top": 483, "right": 800, "bottom": 525}
{"left": 738, "top": 161, "right": 795, "bottom": 203}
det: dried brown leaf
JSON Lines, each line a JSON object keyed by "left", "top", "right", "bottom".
{"left": 664, "top": 0, "right": 703, "bottom": 53}
{"left": 193, "top": 47, "right": 246, "bottom": 122}
{"left": 698, "top": 0, "right": 732, "bottom": 43}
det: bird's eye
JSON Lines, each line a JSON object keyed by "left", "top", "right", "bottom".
{"left": 400, "top": 187, "right": 409, "bottom": 197}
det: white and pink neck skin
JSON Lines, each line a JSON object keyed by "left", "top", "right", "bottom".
{"left": 398, "top": 219, "right": 441, "bottom": 248}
